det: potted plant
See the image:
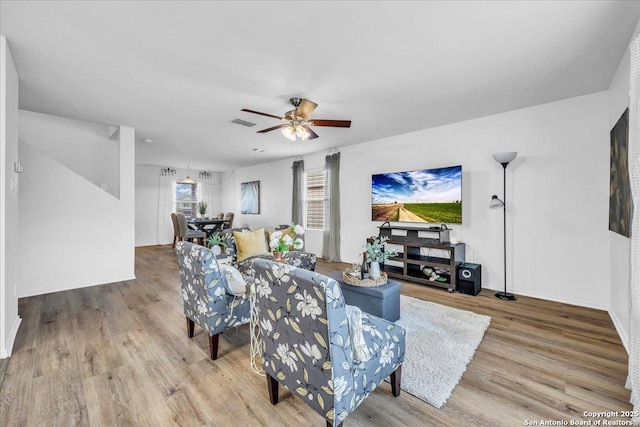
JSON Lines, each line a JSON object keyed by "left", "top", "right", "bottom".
{"left": 364, "top": 235, "right": 397, "bottom": 279}
{"left": 198, "top": 201, "right": 208, "bottom": 218}
{"left": 269, "top": 223, "right": 304, "bottom": 261}
{"left": 206, "top": 232, "right": 228, "bottom": 256}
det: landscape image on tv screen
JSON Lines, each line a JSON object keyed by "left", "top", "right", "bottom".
{"left": 371, "top": 165, "right": 462, "bottom": 223}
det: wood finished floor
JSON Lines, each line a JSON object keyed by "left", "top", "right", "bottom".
{"left": 0, "top": 245, "right": 631, "bottom": 426}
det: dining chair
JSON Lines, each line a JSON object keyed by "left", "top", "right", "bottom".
{"left": 176, "top": 212, "right": 206, "bottom": 245}
{"left": 171, "top": 213, "right": 181, "bottom": 247}
{"left": 224, "top": 212, "right": 234, "bottom": 228}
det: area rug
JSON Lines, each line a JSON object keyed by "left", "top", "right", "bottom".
{"left": 392, "top": 295, "right": 491, "bottom": 408}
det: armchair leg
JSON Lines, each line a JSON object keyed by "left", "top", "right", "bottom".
{"left": 209, "top": 333, "right": 220, "bottom": 360}
{"left": 186, "top": 317, "right": 194, "bottom": 338}
{"left": 390, "top": 365, "right": 402, "bottom": 397}
{"left": 266, "top": 373, "right": 279, "bottom": 405}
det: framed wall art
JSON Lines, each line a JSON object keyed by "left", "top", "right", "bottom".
{"left": 609, "top": 108, "right": 632, "bottom": 237}
{"left": 241, "top": 180, "right": 260, "bottom": 214}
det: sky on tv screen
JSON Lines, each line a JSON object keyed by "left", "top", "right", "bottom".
{"left": 371, "top": 165, "right": 462, "bottom": 204}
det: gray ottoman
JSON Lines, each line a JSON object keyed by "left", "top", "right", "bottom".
{"left": 328, "top": 271, "right": 401, "bottom": 322}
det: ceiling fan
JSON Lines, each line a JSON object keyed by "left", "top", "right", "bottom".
{"left": 241, "top": 97, "right": 351, "bottom": 141}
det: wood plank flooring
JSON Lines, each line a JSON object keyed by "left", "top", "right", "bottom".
{"left": 0, "top": 245, "right": 631, "bottom": 426}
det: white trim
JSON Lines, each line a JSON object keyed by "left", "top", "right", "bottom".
{"left": 481, "top": 283, "right": 609, "bottom": 311}
{"left": 610, "top": 309, "right": 629, "bottom": 354}
{"left": 1, "top": 316, "right": 22, "bottom": 359}
{"left": 17, "top": 275, "right": 136, "bottom": 298}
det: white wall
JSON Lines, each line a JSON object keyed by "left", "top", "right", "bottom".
{"left": 226, "top": 161, "right": 292, "bottom": 227}
{"left": 18, "top": 122, "right": 135, "bottom": 297}
{"left": 223, "top": 91, "right": 611, "bottom": 310}
{"left": 221, "top": 154, "right": 328, "bottom": 252}
{"left": 0, "top": 36, "right": 21, "bottom": 358}
{"left": 19, "top": 110, "right": 120, "bottom": 198}
{"left": 135, "top": 165, "right": 222, "bottom": 246}
{"left": 608, "top": 44, "right": 633, "bottom": 350}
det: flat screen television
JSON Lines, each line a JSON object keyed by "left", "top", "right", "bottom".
{"left": 371, "top": 165, "right": 462, "bottom": 224}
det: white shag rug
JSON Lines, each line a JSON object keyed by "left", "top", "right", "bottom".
{"left": 393, "top": 295, "right": 491, "bottom": 408}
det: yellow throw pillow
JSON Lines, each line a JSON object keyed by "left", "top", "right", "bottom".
{"left": 234, "top": 228, "right": 268, "bottom": 262}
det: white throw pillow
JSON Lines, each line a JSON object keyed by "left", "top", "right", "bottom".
{"left": 219, "top": 264, "right": 247, "bottom": 296}
{"left": 345, "top": 304, "right": 371, "bottom": 362}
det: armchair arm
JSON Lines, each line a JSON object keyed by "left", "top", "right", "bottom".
{"left": 282, "top": 251, "right": 316, "bottom": 271}
{"left": 235, "top": 251, "right": 317, "bottom": 277}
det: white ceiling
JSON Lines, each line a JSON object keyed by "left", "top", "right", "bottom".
{"left": 2, "top": 1, "right": 639, "bottom": 171}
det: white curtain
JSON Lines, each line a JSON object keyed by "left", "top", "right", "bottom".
{"left": 156, "top": 172, "right": 175, "bottom": 245}
{"left": 322, "top": 152, "right": 341, "bottom": 262}
{"left": 199, "top": 178, "right": 215, "bottom": 217}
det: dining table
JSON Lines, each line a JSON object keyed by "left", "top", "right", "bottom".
{"left": 187, "top": 218, "right": 229, "bottom": 237}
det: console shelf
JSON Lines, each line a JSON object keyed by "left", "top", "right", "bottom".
{"left": 379, "top": 225, "right": 465, "bottom": 290}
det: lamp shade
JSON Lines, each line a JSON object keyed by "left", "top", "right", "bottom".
{"left": 492, "top": 151, "right": 517, "bottom": 164}
{"left": 489, "top": 195, "right": 504, "bottom": 209}
{"left": 182, "top": 176, "right": 196, "bottom": 184}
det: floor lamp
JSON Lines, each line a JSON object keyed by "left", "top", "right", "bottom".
{"left": 490, "top": 151, "right": 517, "bottom": 301}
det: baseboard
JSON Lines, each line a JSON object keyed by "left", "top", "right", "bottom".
{"left": 1, "top": 316, "right": 22, "bottom": 358}
{"left": 481, "top": 284, "right": 609, "bottom": 311}
{"left": 17, "top": 275, "right": 136, "bottom": 298}
{"left": 609, "top": 309, "right": 629, "bottom": 354}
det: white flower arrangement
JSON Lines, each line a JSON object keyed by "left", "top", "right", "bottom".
{"left": 269, "top": 223, "right": 305, "bottom": 252}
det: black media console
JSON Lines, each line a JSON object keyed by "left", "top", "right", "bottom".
{"left": 379, "top": 225, "right": 465, "bottom": 291}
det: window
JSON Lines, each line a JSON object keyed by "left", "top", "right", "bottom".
{"left": 305, "top": 169, "right": 326, "bottom": 230}
{"left": 175, "top": 181, "right": 200, "bottom": 218}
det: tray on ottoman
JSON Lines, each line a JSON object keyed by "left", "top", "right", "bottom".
{"left": 328, "top": 271, "right": 401, "bottom": 322}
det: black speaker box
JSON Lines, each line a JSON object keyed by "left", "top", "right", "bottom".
{"left": 457, "top": 263, "right": 481, "bottom": 296}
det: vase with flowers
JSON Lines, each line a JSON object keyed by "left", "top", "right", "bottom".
{"left": 269, "top": 223, "right": 305, "bottom": 262}
{"left": 364, "top": 235, "right": 397, "bottom": 279}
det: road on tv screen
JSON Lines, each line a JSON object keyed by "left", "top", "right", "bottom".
{"left": 372, "top": 202, "right": 462, "bottom": 223}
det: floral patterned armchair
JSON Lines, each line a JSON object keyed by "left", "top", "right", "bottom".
{"left": 218, "top": 227, "right": 317, "bottom": 276}
{"left": 252, "top": 259, "right": 405, "bottom": 427}
{"left": 175, "top": 241, "right": 251, "bottom": 360}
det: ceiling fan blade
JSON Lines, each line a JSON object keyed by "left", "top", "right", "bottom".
{"left": 241, "top": 108, "right": 284, "bottom": 120}
{"left": 310, "top": 119, "right": 351, "bottom": 128}
{"left": 295, "top": 99, "right": 318, "bottom": 119}
{"left": 302, "top": 124, "right": 319, "bottom": 140}
{"left": 257, "top": 124, "right": 287, "bottom": 133}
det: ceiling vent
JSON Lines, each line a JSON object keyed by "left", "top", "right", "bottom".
{"left": 231, "top": 118, "right": 256, "bottom": 127}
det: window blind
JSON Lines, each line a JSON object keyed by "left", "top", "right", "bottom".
{"left": 306, "top": 169, "right": 326, "bottom": 230}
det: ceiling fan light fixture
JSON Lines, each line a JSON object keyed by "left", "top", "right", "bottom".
{"left": 296, "top": 125, "right": 310, "bottom": 140}
{"left": 281, "top": 125, "right": 297, "bottom": 141}
{"left": 243, "top": 98, "right": 351, "bottom": 141}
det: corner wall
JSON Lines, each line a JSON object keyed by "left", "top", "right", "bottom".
{"left": 18, "top": 121, "right": 135, "bottom": 297}
{"left": 19, "top": 110, "right": 120, "bottom": 198}
{"left": 608, "top": 43, "right": 633, "bottom": 351}
{"left": 0, "top": 36, "right": 21, "bottom": 358}
{"left": 223, "top": 91, "right": 611, "bottom": 310}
